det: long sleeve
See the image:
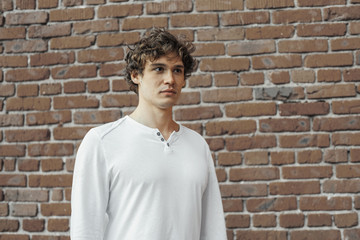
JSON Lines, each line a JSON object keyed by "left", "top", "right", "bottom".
{"left": 70, "top": 129, "right": 110, "bottom": 240}
{"left": 200, "top": 147, "right": 227, "bottom": 240}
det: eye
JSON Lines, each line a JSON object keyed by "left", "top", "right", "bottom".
{"left": 174, "top": 68, "right": 183, "bottom": 74}
{"left": 153, "top": 67, "right": 164, "bottom": 72}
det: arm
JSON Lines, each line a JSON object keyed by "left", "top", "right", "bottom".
{"left": 70, "top": 129, "right": 110, "bottom": 240}
{"left": 200, "top": 147, "right": 227, "bottom": 240}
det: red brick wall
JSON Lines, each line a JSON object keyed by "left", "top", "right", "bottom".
{"left": 1, "top": 0, "right": 360, "bottom": 239}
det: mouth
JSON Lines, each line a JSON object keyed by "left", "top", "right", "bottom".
{"left": 160, "top": 89, "right": 177, "bottom": 95}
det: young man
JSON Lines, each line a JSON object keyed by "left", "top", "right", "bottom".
{"left": 70, "top": 28, "right": 227, "bottom": 240}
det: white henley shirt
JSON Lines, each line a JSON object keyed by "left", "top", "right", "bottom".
{"left": 71, "top": 116, "right": 227, "bottom": 240}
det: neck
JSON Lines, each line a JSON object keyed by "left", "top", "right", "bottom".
{"left": 129, "top": 103, "right": 178, "bottom": 140}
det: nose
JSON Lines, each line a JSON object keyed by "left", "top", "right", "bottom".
{"left": 164, "top": 70, "right": 175, "bottom": 85}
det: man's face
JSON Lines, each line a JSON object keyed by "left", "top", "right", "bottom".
{"left": 131, "top": 53, "right": 185, "bottom": 110}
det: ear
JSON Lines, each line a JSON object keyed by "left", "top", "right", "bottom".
{"left": 131, "top": 71, "right": 141, "bottom": 84}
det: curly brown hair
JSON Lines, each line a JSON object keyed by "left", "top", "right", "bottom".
{"left": 125, "top": 28, "right": 196, "bottom": 94}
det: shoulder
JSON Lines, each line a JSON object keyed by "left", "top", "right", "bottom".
{"left": 180, "top": 125, "right": 209, "bottom": 148}
{"left": 88, "top": 117, "right": 128, "bottom": 140}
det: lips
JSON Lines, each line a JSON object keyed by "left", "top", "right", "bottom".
{"left": 160, "top": 89, "right": 177, "bottom": 94}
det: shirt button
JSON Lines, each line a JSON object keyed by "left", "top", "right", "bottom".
{"left": 157, "top": 132, "right": 161, "bottom": 136}
{"left": 161, "top": 138, "right": 164, "bottom": 142}
{"left": 167, "top": 143, "right": 170, "bottom": 147}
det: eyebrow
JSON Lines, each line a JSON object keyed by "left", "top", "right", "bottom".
{"left": 149, "top": 63, "right": 184, "bottom": 68}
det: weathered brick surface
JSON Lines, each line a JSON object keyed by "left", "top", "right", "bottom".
{"left": 1, "top": 1, "right": 360, "bottom": 239}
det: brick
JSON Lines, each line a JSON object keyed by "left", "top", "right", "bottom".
{"left": 4, "top": 189, "right": 48, "bottom": 202}
{"left": 291, "top": 70, "right": 315, "bottom": 83}
{"left": 78, "top": 48, "right": 124, "bottom": 63}
{"left": 300, "top": 196, "right": 351, "bottom": 211}
{"left": 334, "top": 213, "right": 358, "bottom": 228}
{"left": 17, "top": 84, "right": 39, "bottom": 97}
{"left": 74, "top": 110, "right": 120, "bottom": 124}
{"left": 101, "top": 94, "right": 138, "bottom": 108}
{"left": 193, "top": 43, "right": 224, "bottom": 56}
{"left": 18, "top": 159, "right": 40, "bottom": 171}
{"left": 247, "top": 197, "right": 297, "bottom": 212}
{"left": 228, "top": 40, "right": 275, "bottom": 56}
{"left": 15, "top": 0, "right": 35, "bottom": 9}
{"left": 38, "top": 0, "right": 58, "bottom": 8}
{"left": 23, "top": 219, "right": 45, "bottom": 232}
{"left": 50, "top": 36, "right": 95, "bottom": 49}
{"left": 344, "top": 229, "right": 360, "bottom": 240}
{"left": 98, "top": 4, "right": 142, "bottom": 18}
{"left": 279, "top": 134, "right": 330, "bottom": 148}
{"left": 0, "top": 114, "right": 24, "bottom": 127}
{"left": 28, "top": 23, "right": 71, "bottom": 38}
{"left": 291, "top": 230, "right": 341, "bottom": 240}
{"left": 29, "top": 174, "right": 72, "bottom": 188}
{"left": 246, "top": 0, "right": 294, "bottom": 9}
{"left": 226, "top": 102, "right": 276, "bottom": 117}
{"left": 314, "top": 116, "right": 360, "bottom": 132}
{"left": 324, "top": 149, "right": 348, "bottom": 163}
{"left": 28, "top": 143, "right": 74, "bottom": 157}
{"left": 26, "top": 111, "right": 71, "bottom": 126}
{"left": 252, "top": 55, "right": 301, "bottom": 70}
{"left": 279, "top": 213, "right": 304, "bottom": 228}
{"left": 255, "top": 87, "right": 304, "bottom": 101}
{"left": 273, "top": 9, "right": 321, "bottom": 24}
{"left": 112, "top": 79, "right": 130, "bottom": 92}
{"left": 350, "top": 149, "right": 360, "bottom": 162}
{"left": 333, "top": 100, "right": 360, "bottom": 114}
{"left": 0, "top": 84, "right": 15, "bottom": 97}
{"left": 196, "top": 0, "right": 242, "bottom": 11}
{"left": 220, "top": 184, "right": 267, "bottom": 197}
{"left": 174, "top": 106, "right": 222, "bottom": 121}
{"left": 41, "top": 203, "right": 71, "bottom": 216}
{"left": 214, "top": 73, "right": 238, "bottom": 87}
{"left": 283, "top": 166, "right": 332, "bottom": 179}
{"left": 344, "top": 68, "right": 360, "bottom": 82}
{"left": 55, "top": 95, "right": 98, "bottom": 109}
{"left": 206, "top": 120, "right": 256, "bottom": 136}
{"left": 0, "top": 203, "right": 9, "bottom": 216}
{"left": 260, "top": 118, "right": 309, "bottom": 133}
{"left": 48, "top": 218, "right": 69, "bottom": 232}
{"left": 4, "top": 39, "right": 47, "bottom": 53}
{"left": 99, "top": 62, "right": 126, "bottom": 77}
{"left": 52, "top": 65, "right": 96, "bottom": 79}
{"left": 246, "top": 25, "right": 294, "bottom": 40}
{"left": 270, "top": 181, "right": 320, "bottom": 195}
{"left": 278, "top": 39, "right": 328, "bottom": 53}
{"left": 0, "top": 27, "right": 25, "bottom": 40}
{"left": 63, "top": 81, "right": 85, "bottom": 94}
{"left": 12, "top": 203, "right": 37, "bottom": 217}
{"left": 298, "top": 23, "right": 347, "bottom": 37}
{"left": 0, "top": 219, "right": 19, "bottom": 231}
{"left": 6, "top": 97, "right": 51, "bottom": 111}
{"left": 318, "top": 69, "right": 341, "bottom": 82}
{"left": 222, "top": 199, "right": 243, "bottom": 212}
{"left": 147, "top": 0, "right": 192, "bottom": 14}
{"left": 0, "top": 174, "right": 26, "bottom": 187}
{"left": 336, "top": 164, "right": 360, "bottom": 178}
{"left": 268, "top": 71, "right": 290, "bottom": 84}
{"left": 5, "top": 68, "right": 50, "bottom": 82}
{"left": 279, "top": 102, "right": 329, "bottom": 116}
{"left": 226, "top": 214, "right": 250, "bottom": 228}
{"left": 202, "top": 88, "right": 252, "bottom": 103}
{"left": 171, "top": 14, "right": 218, "bottom": 27}
{"left": 49, "top": 8, "right": 94, "bottom": 21}
{"left": 41, "top": 158, "right": 63, "bottom": 172}
{"left": 0, "top": 56, "right": 28, "bottom": 67}
{"left": 188, "top": 74, "right": 213, "bottom": 87}
{"left": 324, "top": 179, "right": 360, "bottom": 193}
{"left": 62, "top": 0, "right": 83, "bottom": 7}
{"left": 222, "top": 11, "right": 269, "bottom": 26}
{"left": 54, "top": 127, "right": 91, "bottom": 140}
{"left": 218, "top": 152, "right": 242, "bottom": 166}
{"left": 324, "top": 6, "right": 360, "bottom": 21}
{"left": 350, "top": 22, "right": 360, "bottom": 35}
{"left": 87, "top": 79, "right": 109, "bottom": 93}
{"left": 123, "top": 17, "right": 168, "bottom": 30}
{"left": 236, "top": 230, "right": 286, "bottom": 240}
{"left": 197, "top": 28, "right": 245, "bottom": 41}
{"left": 270, "top": 151, "right": 295, "bottom": 165}
{"left": 73, "top": 19, "right": 119, "bottom": 34}
{"left": 97, "top": 32, "right": 140, "bottom": 47}
{"left": 225, "top": 135, "right": 276, "bottom": 151}
{"left": 200, "top": 58, "right": 249, "bottom": 72}
{"left": 6, "top": 11, "right": 47, "bottom": 25}
{"left": 333, "top": 132, "right": 360, "bottom": 146}
{"left": 5, "top": 129, "right": 50, "bottom": 142}
{"left": 308, "top": 213, "right": 332, "bottom": 227}
{"left": 243, "top": 151, "right": 268, "bottom": 165}
{"left": 177, "top": 92, "right": 200, "bottom": 105}
{"left": 331, "top": 38, "right": 360, "bottom": 51}
{"left": 31, "top": 52, "right": 75, "bottom": 66}
{"left": 252, "top": 214, "right": 276, "bottom": 228}
{"left": 52, "top": 189, "right": 63, "bottom": 201}
{"left": 0, "top": 145, "right": 25, "bottom": 157}
{"left": 307, "top": 84, "right": 356, "bottom": 99}
{"left": 0, "top": 0, "right": 13, "bottom": 11}
{"left": 298, "top": 0, "right": 345, "bottom": 6}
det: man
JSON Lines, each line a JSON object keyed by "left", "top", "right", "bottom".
{"left": 70, "top": 28, "right": 227, "bottom": 240}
